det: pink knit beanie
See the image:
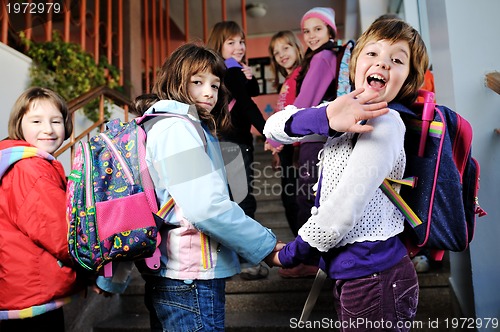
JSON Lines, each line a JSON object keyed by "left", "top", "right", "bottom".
{"left": 301, "top": 7, "right": 337, "bottom": 35}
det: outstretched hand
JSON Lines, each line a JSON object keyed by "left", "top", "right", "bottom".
{"left": 326, "top": 88, "right": 389, "bottom": 133}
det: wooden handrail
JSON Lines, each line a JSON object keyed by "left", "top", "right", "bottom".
{"left": 54, "top": 86, "right": 132, "bottom": 158}
{"left": 68, "top": 85, "right": 132, "bottom": 114}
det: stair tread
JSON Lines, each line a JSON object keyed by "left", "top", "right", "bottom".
{"left": 93, "top": 313, "right": 150, "bottom": 332}
{"left": 226, "top": 311, "right": 338, "bottom": 331}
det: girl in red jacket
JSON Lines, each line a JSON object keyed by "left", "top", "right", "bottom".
{"left": 0, "top": 87, "right": 82, "bottom": 332}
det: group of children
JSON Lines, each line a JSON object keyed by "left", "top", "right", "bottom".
{"left": 0, "top": 6, "right": 432, "bottom": 332}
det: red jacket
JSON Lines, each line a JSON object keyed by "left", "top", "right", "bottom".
{"left": 0, "top": 140, "right": 81, "bottom": 311}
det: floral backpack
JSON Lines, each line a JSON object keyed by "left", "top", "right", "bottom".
{"left": 66, "top": 108, "right": 204, "bottom": 277}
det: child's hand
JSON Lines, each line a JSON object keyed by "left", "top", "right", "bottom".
{"left": 326, "top": 88, "right": 389, "bottom": 133}
{"left": 271, "top": 153, "right": 280, "bottom": 170}
{"left": 264, "top": 241, "right": 286, "bottom": 267}
{"left": 91, "top": 283, "right": 113, "bottom": 297}
{"left": 264, "top": 140, "right": 283, "bottom": 156}
{"left": 241, "top": 64, "right": 253, "bottom": 80}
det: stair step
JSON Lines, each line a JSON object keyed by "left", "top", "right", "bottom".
{"left": 255, "top": 210, "right": 289, "bottom": 225}
{"left": 255, "top": 198, "right": 286, "bottom": 213}
{"left": 225, "top": 311, "right": 339, "bottom": 332}
{"left": 93, "top": 313, "right": 150, "bottom": 332}
{"left": 226, "top": 268, "right": 333, "bottom": 313}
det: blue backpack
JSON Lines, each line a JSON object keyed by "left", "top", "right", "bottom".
{"left": 321, "top": 39, "right": 355, "bottom": 101}
{"left": 335, "top": 40, "right": 355, "bottom": 98}
{"left": 384, "top": 91, "right": 487, "bottom": 260}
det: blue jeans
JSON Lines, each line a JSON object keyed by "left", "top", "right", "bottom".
{"left": 143, "top": 276, "right": 226, "bottom": 332}
{"left": 333, "top": 256, "right": 419, "bottom": 331}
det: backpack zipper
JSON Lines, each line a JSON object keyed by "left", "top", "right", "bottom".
{"left": 82, "top": 142, "right": 94, "bottom": 208}
{"left": 99, "top": 132, "right": 134, "bottom": 185}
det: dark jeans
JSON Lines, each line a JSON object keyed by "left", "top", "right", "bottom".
{"left": 333, "top": 256, "right": 419, "bottom": 331}
{"left": 144, "top": 276, "right": 226, "bottom": 332}
{"left": 278, "top": 144, "right": 299, "bottom": 235}
{"left": 0, "top": 307, "right": 65, "bottom": 332}
{"left": 296, "top": 142, "right": 324, "bottom": 228}
{"left": 237, "top": 144, "right": 257, "bottom": 219}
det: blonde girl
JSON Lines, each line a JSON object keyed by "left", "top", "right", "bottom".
{"left": 0, "top": 87, "right": 81, "bottom": 332}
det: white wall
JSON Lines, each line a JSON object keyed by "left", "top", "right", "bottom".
{"left": 0, "top": 42, "right": 32, "bottom": 139}
{"left": 0, "top": 42, "right": 130, "bottom": 170}
{"left": 423, "top": 0, "right": 500, "bottom": 327}
{"left": 358, "top": 0, "right": 390, "bottom": 32}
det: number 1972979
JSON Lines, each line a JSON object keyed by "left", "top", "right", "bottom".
{"left": 6, "top": 2, "right": 62, "bottom": 14}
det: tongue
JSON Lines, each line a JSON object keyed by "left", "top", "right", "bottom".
{"left": 369, "top": 80, "right": 385, "bottom": 89}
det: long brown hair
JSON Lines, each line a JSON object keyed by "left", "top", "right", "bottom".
{"left": 268, "top": 31, "right": 304, "bottom": 90}
{"left": 207, "top": 21, "right": 247, "bottom": 63}
{"left": 152, "top": 43, "right": 231, "bottom": 135}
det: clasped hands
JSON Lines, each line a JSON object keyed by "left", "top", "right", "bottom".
{"left": 264, "top": 241, "right": 286, "bottom": 268}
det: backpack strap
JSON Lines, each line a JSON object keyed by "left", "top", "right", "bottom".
{"left": 335, "top": 40, "right": 355, "bottom": 98}
{"left": 380, "top": 179, "right": 422, "bottom": 228}
{"left": 139, "top": 109, "right": 208, "bottom": 219}
{"left": 139, "top": 105, "right": 208, "bottom": 148}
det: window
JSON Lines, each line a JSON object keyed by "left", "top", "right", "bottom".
{"left": 248, "top": 57, "right": 278, "bottom": 94}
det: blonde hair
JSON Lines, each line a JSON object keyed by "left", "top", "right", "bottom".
{"left": 268, "top": 31, "right": 304, "bottom": 89}
{"left": 350, "top": 18, "right": 429, "bottom": 105}
{"left": 8, "top": 87, "right": 72, "bottom": 140}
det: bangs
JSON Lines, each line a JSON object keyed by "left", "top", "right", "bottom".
{"left": 191, "top": 51, "right": 226, "bottom": 79}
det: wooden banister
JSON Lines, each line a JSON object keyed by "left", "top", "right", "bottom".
{"left": 54, "top": 86, "right": 132, "bottom": 158}
{"left": 67, "top": 86, "right": 131, "bottom": 113}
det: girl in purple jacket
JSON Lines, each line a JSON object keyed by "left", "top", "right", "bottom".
{"left": 264, "top": 18, "right": 429, "bottom": 331}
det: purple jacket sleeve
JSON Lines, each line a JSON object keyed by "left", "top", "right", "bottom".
{"left": 294, "top": 50, "right": 337, "bottom": 109}
{"left": 284, "top": 106, "right": 331, "bottom": 137}
{"left": 278, "top": 235, "right": 317, "bottom": 267}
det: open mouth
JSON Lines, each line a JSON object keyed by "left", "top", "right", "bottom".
{"left": 367, "top": 74, "right": 386, "bottom": 89}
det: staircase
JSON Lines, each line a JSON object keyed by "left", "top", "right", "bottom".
{"left": 84, "top": 142, "right": 457, "bottom": 332}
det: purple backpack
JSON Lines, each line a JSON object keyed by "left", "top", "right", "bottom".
{"left": 386, "top": 91, "right": 487, "bottom": 260}
{"left": 66, "top": 112, "right": 200, "bottom": 276}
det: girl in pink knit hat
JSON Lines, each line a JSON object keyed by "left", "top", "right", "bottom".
{"left": 279, "top": 7, "right": 339, "bottom": 278}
